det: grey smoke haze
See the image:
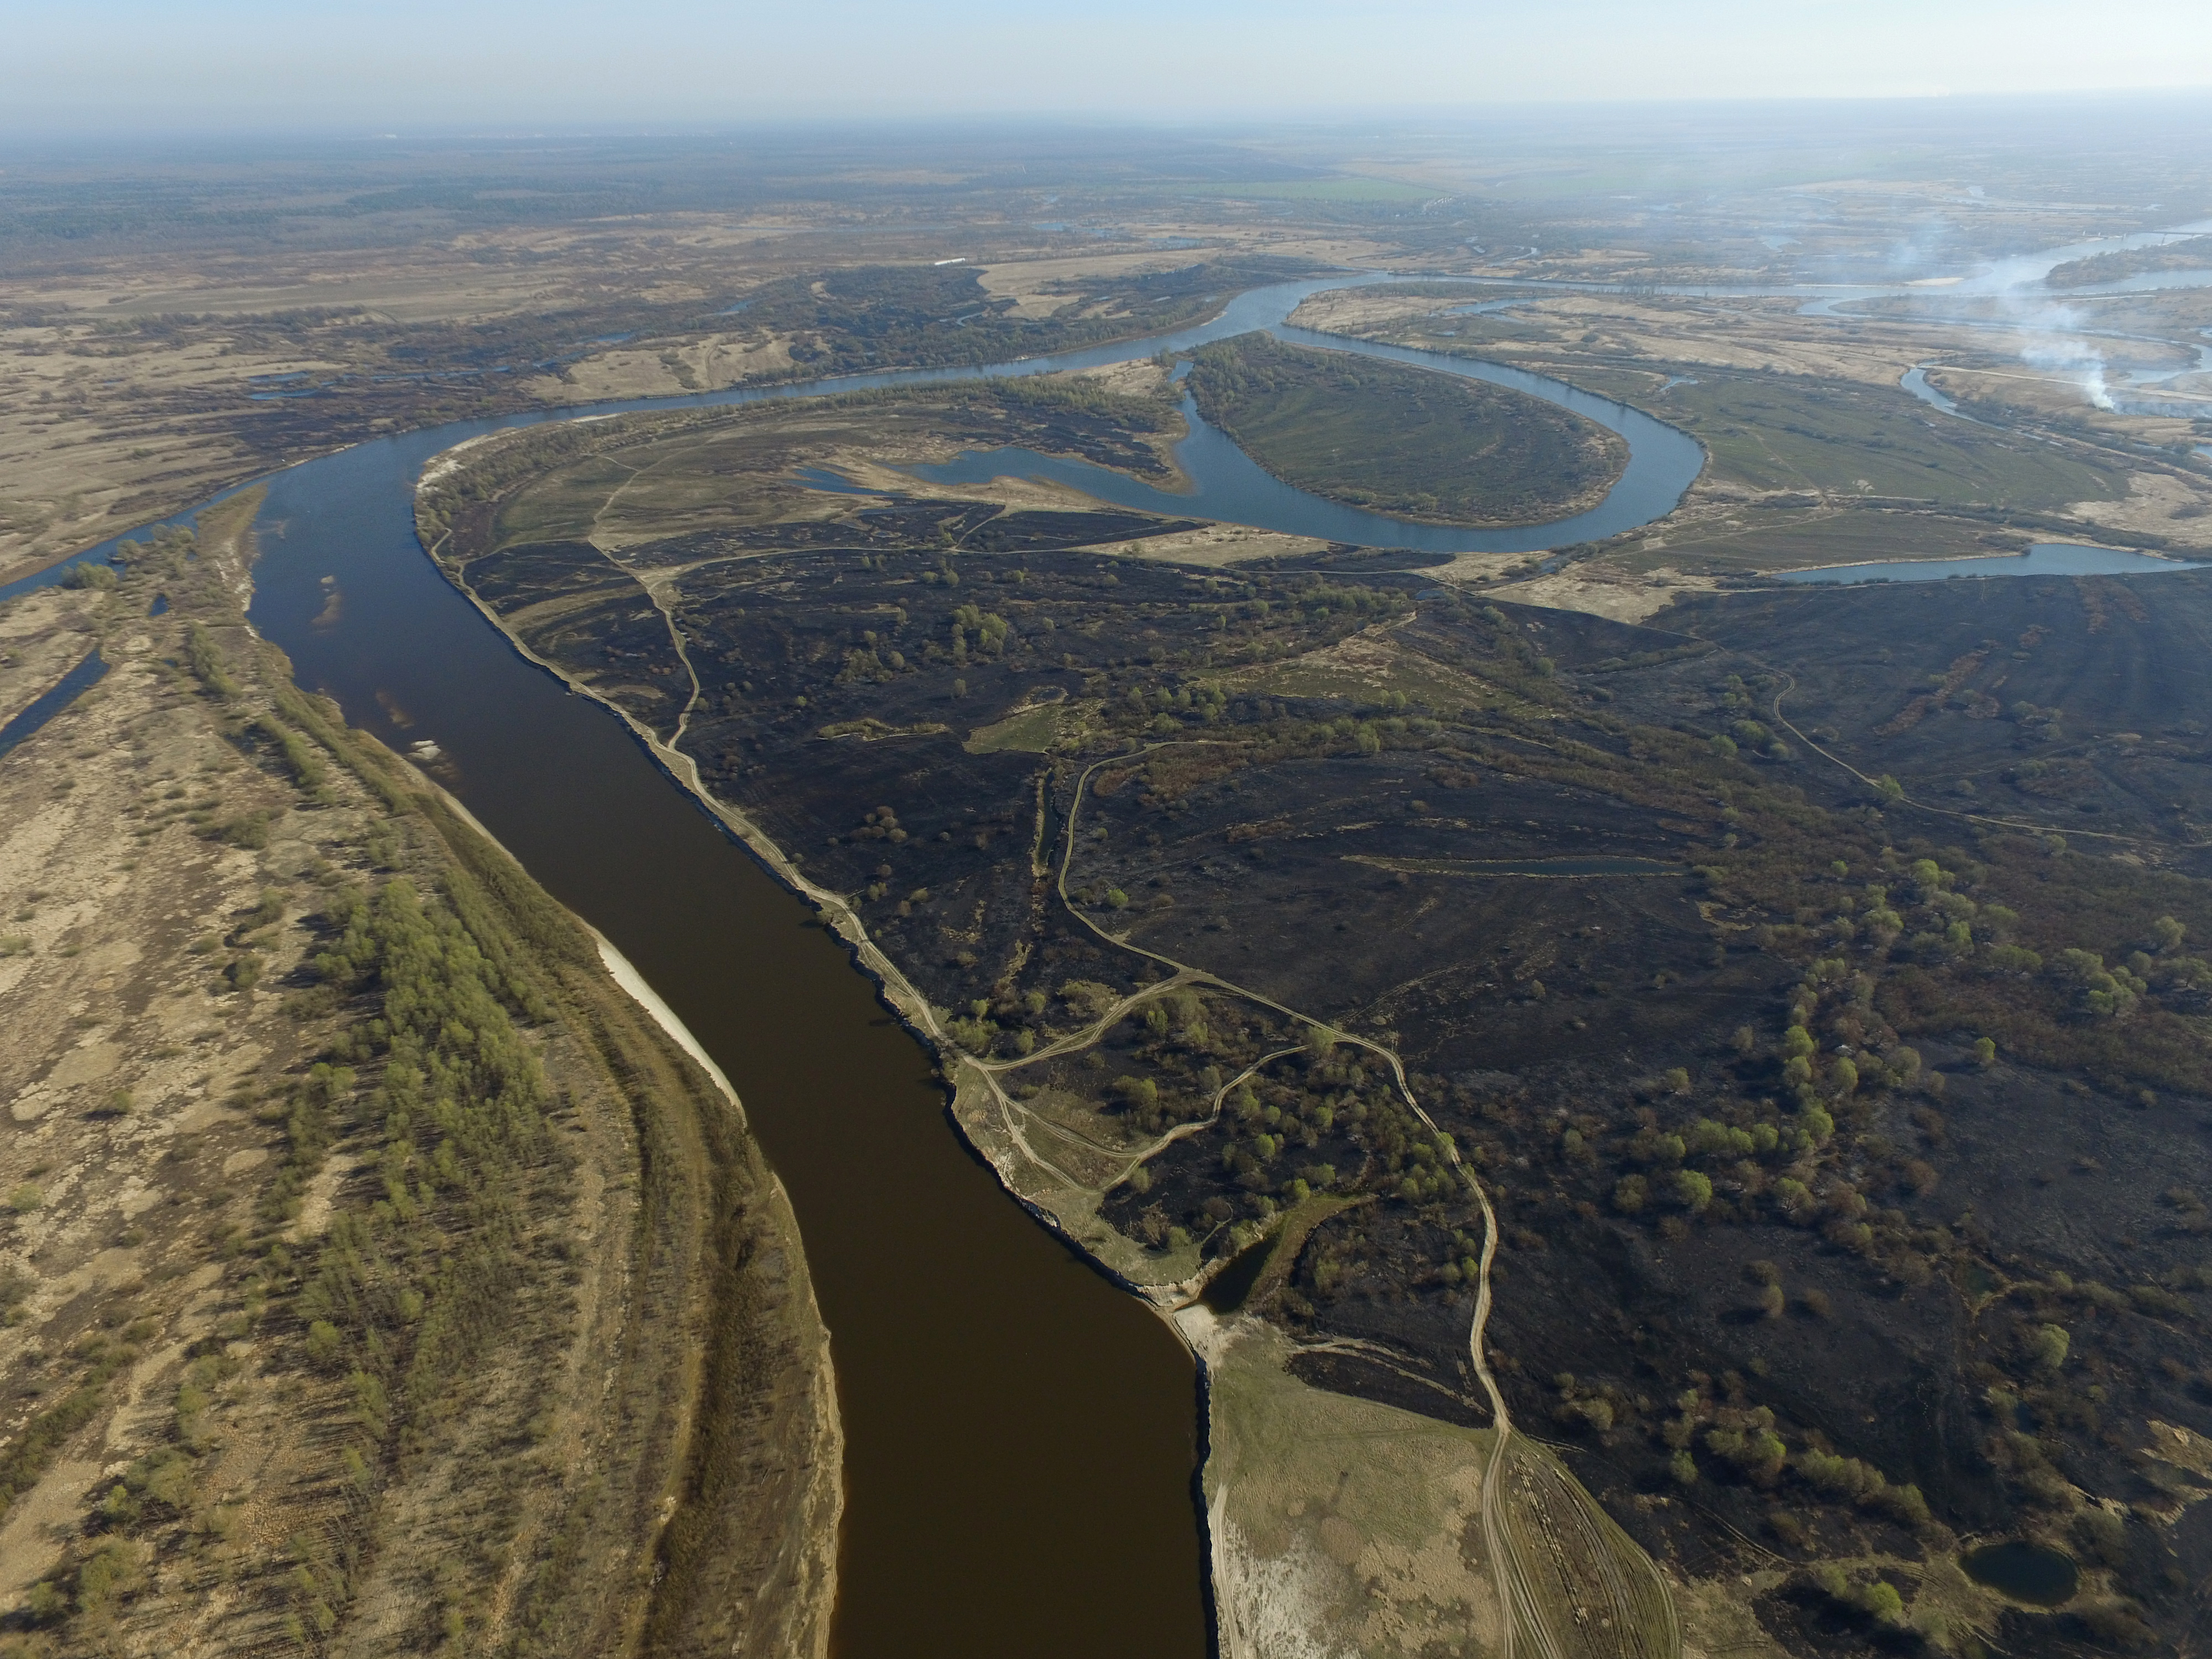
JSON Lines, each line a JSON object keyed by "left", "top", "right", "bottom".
{"left": 3, "top": 0, "right": 2211, "bottom": 132}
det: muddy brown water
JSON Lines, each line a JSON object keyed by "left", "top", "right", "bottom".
{"left": 241, "top": 435, "right": 1212, "bottom": 1655}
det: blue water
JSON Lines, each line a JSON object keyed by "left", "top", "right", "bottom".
{"left": 1776, "top": 541, "right": 2206, "bottom": 585}
{"left": 915, "top": 325, "right": 1702, "bottom": 556}
{"left": 0, "top": 649, "right": 108, "bottom": 763}
{"left": 795, "top": 467, "right": 889, "bottom": 498}
{"left": 1, "top": 525, "right": 178, "bottom": 610}
{"left": 1900, "top": 364, "right": 1978, "bottom": 421}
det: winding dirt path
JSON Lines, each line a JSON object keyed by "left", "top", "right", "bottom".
{"left": 1757, "top": 665, "right": 2155, "bottom": 847}
{"left": 968, "top": 737, "right": 1605, "bottom": 1659}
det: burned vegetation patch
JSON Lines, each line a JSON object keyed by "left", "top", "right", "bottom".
{"left": 1674, "top": 571, "right": 2212, "bottom": 842}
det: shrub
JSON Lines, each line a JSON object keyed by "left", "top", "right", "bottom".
{"left": 2030, "top": 1323, "right": 2071, "bottom": 1370}
{"left": 182, "top": 623, "right": 238, "bottom": 697}
{"left": 304, "top": 1319, "right": 344, "bottom": 1369}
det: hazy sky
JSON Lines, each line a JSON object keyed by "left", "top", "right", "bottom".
{"left": 4, "top": 0, "right": 2210, "bottom": 132}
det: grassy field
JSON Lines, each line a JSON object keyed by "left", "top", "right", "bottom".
{"left": 1652, "top": 373, "right": 2125, "bottom": 507}
{"left": 1185, "top": 332, "right": 1626, "bottom": 526}
{"left": 964, "top": 701, "right": 1061, "bottom": 753}
{"left": 1173, "top": 178, "right": 1439, "bottom": 204}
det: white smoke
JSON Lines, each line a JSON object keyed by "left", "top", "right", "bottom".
{"left": 2016, "top": 302, "right": 2116, "bottom": 409}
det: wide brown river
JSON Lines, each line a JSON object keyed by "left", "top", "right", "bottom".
{"left": 246, "top": 438, "right": 1213, "bottom": 1655}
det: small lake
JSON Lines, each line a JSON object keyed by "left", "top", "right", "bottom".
{"left": 1775, "top": 541, "right": 2207, "bottom": 586}
{"left": 1962, "top": 1540, "right": 2078, "bottom": 1605}
{"left": 1900, "top": 364, "right": 1973, "bottom": 420}
{"left": 0, "top": 649, "right": 108, "bottom": 763}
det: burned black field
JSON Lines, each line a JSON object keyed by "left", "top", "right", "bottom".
{"left": 425, "top": 445, "right": 2212, "bottom": 1654}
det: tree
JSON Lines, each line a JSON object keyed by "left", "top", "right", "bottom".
{"left": 2031, "top": 1323, "right": 2071, "bottom": 1370}
{"left": 1675, "top": 1169, "right": 1713, "bottom": 1213}
{"left": 1113, "top": 1076, "right": 1158, "bottom": 1112}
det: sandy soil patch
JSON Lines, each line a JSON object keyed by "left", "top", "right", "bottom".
{"left": 1112, "top": 524, "right": 1331, "bottom": 567}
{"left": 1486, "top": 562, "right": 1718, "bottom": 624}
{"left": 2064, "top": 469, "right": 2212, "bottom": 546}
{"left": 1194, "top": 1316, "right": 1505, "bottom": 1659}
{"left": 977, "top": 251, "right": 1216, "bottom": 319}
{"left": 525, "top": 332, "right": 796, "bottom": 404}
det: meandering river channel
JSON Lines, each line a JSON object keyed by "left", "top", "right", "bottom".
{"left": 4, "top": 278, "right": 1713, "bottom": 1655}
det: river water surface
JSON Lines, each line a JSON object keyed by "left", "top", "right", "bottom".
{"left": 9, "top": 246, "right": 2195, "bottom": 1652}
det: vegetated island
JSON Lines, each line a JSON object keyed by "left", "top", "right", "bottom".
{"left": 2044, "top": 234, "right": 2212, "bottom": 289}
{"left": 0, "top": 498, "right": 837, "bottom": 1655}
{"left": 1182, "top": 331, "right": 1627, "bottom": 525}
{"left": 420, "top": 377, "right": 2212, "bottom": 1658}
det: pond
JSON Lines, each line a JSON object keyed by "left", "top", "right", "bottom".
{"left": 1962, "top": 1540, "right": 2078, "bottom": 1605}
{"left": 0, "top": 649, "right": 108, "bottom": 764}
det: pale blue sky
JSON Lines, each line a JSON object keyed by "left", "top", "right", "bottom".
{"left": 4, "top": 0, "right": 2210, "bottom": 132}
